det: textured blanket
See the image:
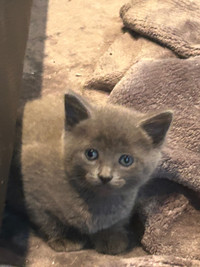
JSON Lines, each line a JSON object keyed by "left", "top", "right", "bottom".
{"left": 120, "top": 0, "right": 200, "bottom": 58}
{"left": 85, "top": 0, "right": 200, "bottom": 92}
{"left": 109, "top": 56, "right": 200, "bottom": 263}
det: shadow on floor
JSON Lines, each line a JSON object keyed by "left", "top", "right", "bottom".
{"left": 0, "top": 0, "right": 49, "bottom": 265}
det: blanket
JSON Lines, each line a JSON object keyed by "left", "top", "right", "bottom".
{"left": 1, "top": 213, "right": 200, "bottom": 266}
{"left": 120, "top": 0, "right": 200, "bottom": 58}
{"left": 85, "top": 0, "right": 200, "bottom": 92}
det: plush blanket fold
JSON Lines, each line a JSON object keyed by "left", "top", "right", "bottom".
{"left": 85, "top": 0, "right": 200, "bottom": 92}
{"left": 120, "top": 0, "right": 200, "bottom": 58}
{"left": 109, "top": 56, "right": 200, "bottom": 263}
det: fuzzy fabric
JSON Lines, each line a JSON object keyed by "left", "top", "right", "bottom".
{"left": 85, "top": 0, "right": 200, "bottom": 92}
{"left": 1, "top": 225, "right": 200, "bottom": 267}
{"left": 109, "top": 56, "right": 200, "bottom": 262}
{"left": 120, "top": 0, "right": 200, "bottom": 58}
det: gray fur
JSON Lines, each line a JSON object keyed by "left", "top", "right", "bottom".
{"left": 8, "top": 92, "right": 172, "bottom": 254}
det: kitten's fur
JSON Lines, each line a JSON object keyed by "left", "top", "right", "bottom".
{"left": 7, "top": 92, "right": 172, "bottom": 255}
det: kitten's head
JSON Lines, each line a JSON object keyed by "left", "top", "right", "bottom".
{"left": 62, "top": 92, "right": 172, "bottom": 194}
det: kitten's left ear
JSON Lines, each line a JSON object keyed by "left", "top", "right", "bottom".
{"left": 139, "top": 110, "right": 173, "bottom": 147}
{"left": 64, "top": 92, "right": 92, "bottom": 130}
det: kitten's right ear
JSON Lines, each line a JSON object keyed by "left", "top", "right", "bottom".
{"left": 64, "top": 92, "right": 92, "bottom": 130}
{"left": 139, "top": 110, "right": 173, "bottom": 147}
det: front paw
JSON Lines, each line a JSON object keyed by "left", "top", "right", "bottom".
{"left": 48, "top": 238, "right": 85, "bottom": 252}
{"left": 92, "top": 230, "right": 129, "bottom": 255}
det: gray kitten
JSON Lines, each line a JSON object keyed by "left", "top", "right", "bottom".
{"left": 8, "top": 92, "right": 172, "bottom": 255}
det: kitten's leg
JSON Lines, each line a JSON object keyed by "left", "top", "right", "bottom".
{"left": 47, "top": 226, "right": 89, "bottom": 252}
{"left": 30, "top": 210, "right": 88, "bottom": 252}
{"left": 48, "top": 233, "right": 87, "bottom": 253}
{"left": 91, "top": 220, "right": 129, "bottom": 255}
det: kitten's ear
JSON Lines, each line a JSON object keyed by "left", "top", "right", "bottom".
{"left": 64, "top": 92, "right": 92, "bottom": 130}
{"left": 139, "top": 111, "right": 173, "bottom": 146}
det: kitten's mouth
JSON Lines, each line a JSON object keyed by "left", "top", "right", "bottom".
{"left": 85, "top": 174, "right": 124, "bottom": 191}
{"left": 96, "top": 181, "right": 123, "bottom": 195}
{"left": 96, "top": 184, "right": 113, "bottom": 195}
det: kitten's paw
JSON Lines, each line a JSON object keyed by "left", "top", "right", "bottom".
{"left": 48, "top": 238, "right": 85, "bottom": 252}
{"left": 92, "top": 230, "right": 129, "bottom": 255}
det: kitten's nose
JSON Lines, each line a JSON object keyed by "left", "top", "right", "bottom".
{"left": 98, "top": 175, "right": 113, "bottom": 184}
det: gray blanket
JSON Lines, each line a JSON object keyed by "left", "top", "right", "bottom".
{"left": 120, "top": 0, "right": 200, "bottom": 58}
{"left": 85, "top": 0, "right": 200, "bottom": 92}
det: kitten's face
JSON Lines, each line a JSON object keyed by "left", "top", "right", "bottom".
{"left": 64, "top": 116, "right": 159, "bottom": 193}
{"left": 63, "top": 93, "right": 172, "bottom": 194}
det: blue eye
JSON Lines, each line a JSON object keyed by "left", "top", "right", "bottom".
{"left": 119, "top": 154, "right": 134, "bottom": 167}
{"left": 85, "top": 149, "right": 99, "bottom": 161}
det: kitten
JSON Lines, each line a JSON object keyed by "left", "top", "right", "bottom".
{"left": 7, "top": 91, "right": 172, "bottom": 255}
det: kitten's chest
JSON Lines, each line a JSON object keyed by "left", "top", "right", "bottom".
{"left": 86, "top": 194, "right": 136, "bottom": 233}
